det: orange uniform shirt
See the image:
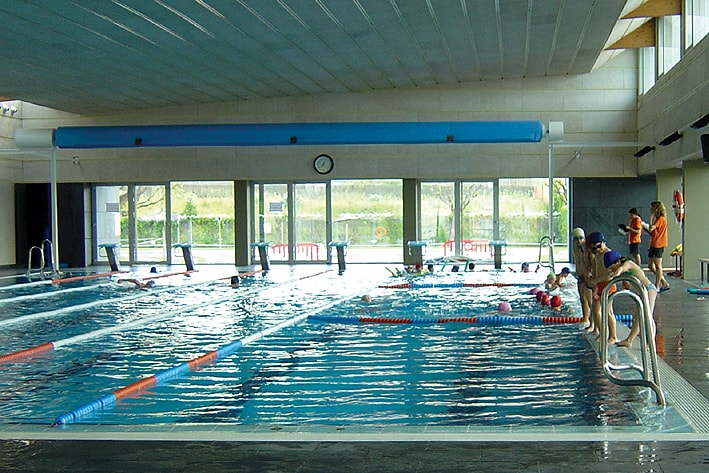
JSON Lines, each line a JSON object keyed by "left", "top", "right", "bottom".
{"left": 629, "top": 215, "right": 642, "bottom": 244}
{"left": 650, "top": 215, "right": 668, "bottom": 248}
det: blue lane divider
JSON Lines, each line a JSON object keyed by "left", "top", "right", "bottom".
{"left": 308, "top": 313, "right": 635, "bottom": 326}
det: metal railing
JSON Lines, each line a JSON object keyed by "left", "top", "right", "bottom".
{"left": 537, "top": 235, "right": 555, "bottom": 272}
{"left": 600, "top": 274, "right": 665, "bottom": 405}
{"left": 26, "top": 245, "right": 46, "bottom": 280}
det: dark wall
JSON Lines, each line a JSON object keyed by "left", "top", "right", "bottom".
{"left": 15, "top": 183, "right": 87, "bottom": 269}
{"left": 571, "top": 176, "right": 656, "bottom": 260}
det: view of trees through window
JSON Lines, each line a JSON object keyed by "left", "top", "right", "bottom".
{"left": 95, "top": 178, "right": 568, "bottom": 266}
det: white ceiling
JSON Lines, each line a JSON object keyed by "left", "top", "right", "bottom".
{"left": 0, "top": 0, "right": 633, "bottom": 115}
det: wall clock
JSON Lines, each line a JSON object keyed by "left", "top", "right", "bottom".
{"left": 313, "top": 153, "right": 334, "bottom": 174}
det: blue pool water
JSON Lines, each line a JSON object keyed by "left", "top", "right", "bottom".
{"left": 0, "top": 267, "right": 690, "bottom": 430}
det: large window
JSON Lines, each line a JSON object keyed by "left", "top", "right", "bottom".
{"left": 498, "top": 178, "right": 568, "bottom": 265}
{"left": 294, "top": 183, "right": 327, "bottom": 262}
{"left": 658, "top": 15, "right": 682, "bottom": 76}
{"left": 331, "top": 179, "right": 402, "bottom": 263}
{"left": 420, "top": 181, "right": 495, "bottom": 261}
{"left": 93, "top": 184, "right": 168, "bottom": 265}
{"left": 639, "top": 46, "right": 656, "bottom": 95}
{"left": 686, "top": 0, "right": 709, "bottom": 49}
{"left": 94, "top": 185, "right": 127, "bottom": 265}
{"left": 170, "top": 181, "right": 234, "bottom": 264}
{"left": 254, "top": 183, "right": 289, "bottom": 262}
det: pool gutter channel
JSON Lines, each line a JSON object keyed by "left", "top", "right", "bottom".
{"left": 584, "top": 324, "right": 709, "bottom": 434}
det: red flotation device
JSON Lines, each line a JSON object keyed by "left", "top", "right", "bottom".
{"left": 673, "top": 189, "right": 685, "bottom": 223}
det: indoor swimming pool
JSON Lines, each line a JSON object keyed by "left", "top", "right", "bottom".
{"left": 0, "top": 265, "right": 700, "bottom": 436}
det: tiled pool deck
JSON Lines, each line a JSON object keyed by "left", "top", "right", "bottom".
{"left": 1, "top": 265, "right": 709, "bottom": 472}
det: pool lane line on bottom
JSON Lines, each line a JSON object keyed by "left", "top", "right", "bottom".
{"left": 0, "top": 269, "right": 308, "bottom": 364}
{"left": 308, "top": 313, "right": 634, "bottom": 326}
{"left": 53, "top": 271, "right": 355, "bottom": 426}
{"left": 0, "top": 280, "right": 123, "bottom": 306}
{"left": 0, "top": 270, "right": 185, "bottom": 304}
{"left": 0, "top": 269, "right": 190, "bottom": 306}
{"left": 0, "top": 270, "right": 222, "bottom": 329}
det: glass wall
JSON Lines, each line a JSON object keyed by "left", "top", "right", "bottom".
{"left": 686, "top": 0, "right": 709, "bottom": 49}
{"left": 170, "top": 181, "right": 234, "bottom": 264}
{"left": 294, "top": 183, "right": 327, "bottom": 262}
{"left": 254, "top": 183, "right": 289, "bottom": 262}
{"left": 420, "top": 181, "right": 495, "bottom": 262}
{"left": 460, "top": 181, "right": 495, "bottom": 264}
{"left": 640, "top": 4, "right": 708, "bottom": 95}
{"left": 94, "top": 185, "right": 127, "bottom": 265}
{"left": 93, "top": 184, "right": 167, "bottom": 264}
{"left": 658, "top": 15, "right": 682, "bottom": 76}
{"left": 93, "top": 178, "right": 568, "bottom": 267}
{"left": 134, "top": 185, "right": 167, "bottom": 263}
{"left": 331, "top": 179, "right": 402, "bottom": 263}
{"left": 498, "top": 178, "right": 568, "bottom": 265}
{"left": 420, "top": 182, "right": 455, "bottom": 260}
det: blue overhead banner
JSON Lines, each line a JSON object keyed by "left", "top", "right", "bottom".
{"left": 53, "top": 121, "right": 545, "bottom": 149}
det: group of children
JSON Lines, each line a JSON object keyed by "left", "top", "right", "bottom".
{"left": 572, "top": 227, "right": 657, "bottom": 348}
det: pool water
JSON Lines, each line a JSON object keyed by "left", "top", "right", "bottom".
{"left": 0, "top": 267, "right": 691, "bottom": 431}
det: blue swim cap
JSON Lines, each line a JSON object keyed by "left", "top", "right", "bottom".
{"left": 588, "top": 231, "right": 605, "bottom": 244}
{"left": 604, "top": 250, "right": 622, "bottom": 268}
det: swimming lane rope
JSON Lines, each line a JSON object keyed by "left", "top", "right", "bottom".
{"left": 0, "top": 271, "right": 216, "bottom": 329}
{"left": 308, "top": 313, "right": 634, "bottom": 326}
{"left": 0, "top": 270, "right": 297, "bottom": 364}
{"left": 378, "top": 281, "right": 541, "bottom": 289}
{"left": 53, "top": 270, "right": 345, "bottom": 425}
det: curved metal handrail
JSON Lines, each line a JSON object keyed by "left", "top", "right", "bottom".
{"left": 26, "top": 246, "right": 45, "bottom": 280}
{"left": 600, "top": 273, "right": 665, "bottom": 405}
{"left": 537, "top": 235, "right": 555, "bottom": 272}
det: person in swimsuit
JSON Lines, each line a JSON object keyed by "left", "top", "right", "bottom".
{"left": 571, "top": 228, "right": 593, "bottom": 329}
{"left": 585, "top": 231, "right": 618, "bottom": 344}
{"left": 604, "top": 250, "right": 657, "bottom": 348}
{"left": 117, "top": 278, "right": 156, "bottom": 289}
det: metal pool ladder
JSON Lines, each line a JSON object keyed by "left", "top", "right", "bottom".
{"left": 26, "top": 239, "right": 61, "bottom": 280}
{"left": 27, "top": 245, "right": 46, "bottom": 280}
{"left": 537, "top": 235, "right": 555, "bottom": 271}
{"left": 600, "top": 274, "right": 666, "bottom": 405}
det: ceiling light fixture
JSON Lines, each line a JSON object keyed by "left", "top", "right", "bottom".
{"left": 658, "top": 131, "right": 682, "bottom": 146}
{"left": 690, "top": 112, "right": 709, "bottom": 129}
{"left": 633, "top": 145, "right": 655, "bottom": 157}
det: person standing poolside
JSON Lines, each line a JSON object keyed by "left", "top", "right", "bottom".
{"left": 604, "top": 250, "right": 657, "bottom": 348}
{"left": 585, "top": 231, "right": 618, "bottom": 344}
{"left": 571, "top": 228, "right": 593, "bottom": 329}
{"left": 627, "top": 208, "right": 643, "bottom": 265}
{"left": 645, "top": 201, "right": 670, "bottom": 292}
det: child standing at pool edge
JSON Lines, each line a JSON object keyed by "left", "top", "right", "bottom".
{"left": 604, "top": 250, "right": 657, "bottom": 348}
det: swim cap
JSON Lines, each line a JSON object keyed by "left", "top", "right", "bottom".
{"left": 561, "top": 267, "right": 570, "bottom": 274}
{"left": 550, "top": 295, "right": 562, "bottom": 308}
{"left": 497, "top": 301, "right": 512, "bottom": 313}
{"left": 572, "top": 228, "right": 585, "bottom": 238}
{"left": 604, "top": 250, "right": 623, "bottom": 268}
{"left": 536, "top": 291, "right": 545, "bottom": 301}
{"left": 541, "top": 294, "right": 551, "bottom": 306}
{"left": 588, "top": 231, "right": 605, "bottom": 244}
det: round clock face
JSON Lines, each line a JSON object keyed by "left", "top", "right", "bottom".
{"left": 313, "top": 154, "right": 334, "bottom": 174}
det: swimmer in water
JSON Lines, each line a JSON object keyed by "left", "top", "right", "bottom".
{"left": 117, "top": 278, "right": 156, "bottom": 289}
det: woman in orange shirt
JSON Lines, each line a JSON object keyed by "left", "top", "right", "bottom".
{"left": 627, "top": 208, "right": 643, "bottom": 265}
{"left": 646, "top": 201, "right": 670, "bottom": 292}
